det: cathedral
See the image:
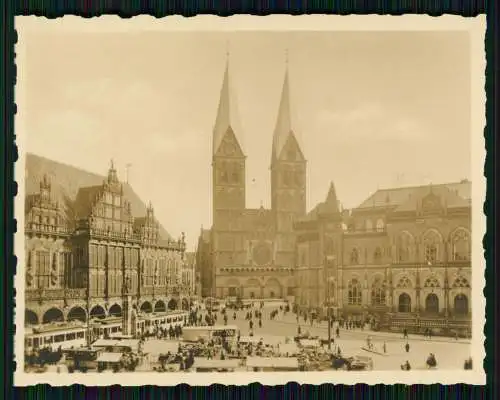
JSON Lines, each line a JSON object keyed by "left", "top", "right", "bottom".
{"left": 201, "top": 56, "right": 305, "bottom": 300}
{"left": 198, "top": 55, "right": 472, "bottom": 334}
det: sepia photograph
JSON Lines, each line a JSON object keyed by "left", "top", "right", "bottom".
{"left": 14, "top": 15, "right": 486, "bottom": 386}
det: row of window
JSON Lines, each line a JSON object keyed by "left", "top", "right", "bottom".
{"left": 346, "top": 275, "right": 470, "bottom": 305}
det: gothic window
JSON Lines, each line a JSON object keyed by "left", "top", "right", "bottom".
{"left": 424, "top": 276, "right": 440, "bottom": 288}
{"left": 454, "top": 294, "right": 468, "bottom": 315}
{"left": 371, "top": 278, "right": 386, "bottom": 306}
{"left": 425, "top": 294, "right": 439, "bottom": 313}
{"left": 283, "top": 171, "right": 291, "bottom": 186}
{"left": 452, "top": 276, "right": 470, "bottom": 288}
{"left": 373, "top": 247, "right": 382, "bottom": 264}
{"left": 398, "top": 293, "right": 412, "bottom": 313}
{"left": 365, "top": 220, "right": 373, "bottom": 232}
{"left": 376, "top": 219, "right": 385, "bottom": 232}
{"left": 294, "top": 171, "right": 303, "bottom": 187}
{"left": 350, "top": 248, "right": 360, "bottom": 265}
{"left": 396, "top": 276, "right": 412, "bottom": 289}
{"left": 398, "top": 232, "right": 413, "bottom": 262}
{"left": 423, "top": 230, "right": 441, "bottom": 264}
{"left": 452, "top": 229, "right": 471, "bottom": 261}
{"left": 231, "top": 170, "right": 240, "bottom": 184}
{"left": 347, "top": 279, "right": 362, "bottom": 305}
{"left": 36, "top": 251, "right": 50, "bottom": 288}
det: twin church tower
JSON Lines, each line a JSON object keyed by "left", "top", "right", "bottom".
{"left": 208, "top": 52, "right": 308, "bottom": 299}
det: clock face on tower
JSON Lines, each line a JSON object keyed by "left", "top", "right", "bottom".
{"left": 252, "top": 241, "right": 272, "bottom": 266}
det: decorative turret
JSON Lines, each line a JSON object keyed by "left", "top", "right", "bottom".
{"left": 107, "top": 159, "right": 119, "bottom": 184}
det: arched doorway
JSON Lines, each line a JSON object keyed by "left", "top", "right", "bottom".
{"left": 264, "top": 278, "right": 282, "bottom": 299}
{"left": 108, "top": 304, "right": 122, "bottom": 317}
{"left": 454, "top": 294, "right": 469, "bottom": 315}
{"left": 25, "top": 309, "right": 39, "bottom": 326}
{"left": 89, "top": 305, "right": 106, "bottom": 319}
{"left": 425, "top": 294, "right": 439, "bottom": 314}
{"left": 243, "top": 278, "right": 261, "bottom": 299}
{"left": 42, "top": 307, "right": 64, "bottom": 324}
{"left": 154, "top": 300, "right": 166, "bottom": 313}
{"left": 168, "top": 298, "right": 178, "bottom": 311}
{"left": 140, "top": 301, "right": 153, "bottom": 314}
{"left": 398, "top": 293, "right": 411, "bottom": 313}
{"left": 181, "top": 298, "right": 189, "bottom": 311}
{"left": 67, "top": 306, "right": 87, "bottom": 322}
{"left": 226, "top": 279, "right": 240, "bottom": 297}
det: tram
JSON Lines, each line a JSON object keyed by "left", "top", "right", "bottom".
{"left": 24, "top": 322, "right": 88, "bottom": 352}
{"left": 141, "top": 310, "right": 189, "bottom": 335}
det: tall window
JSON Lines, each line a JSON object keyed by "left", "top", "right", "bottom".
{"left": 398, "top": 232, "right": 413, "bottom": 262}
{"left": 371, "top": 278, "right": 386, "bottom": 306}
{"left": 365, "top": 220, "right": 373, "bottom": 232}
{"left": 347, "top": 278, "right": 362, "bottom": 305}
{"left": 423, "top": 230, "right": 441, "bottom": 264}
{"left": 452, "top": 229, "right": 471, "bottom": 261}
{"left": 376, "top": 219, "right": 385, "bottom": 232}
{"left": 425, "top": 294, "right": 439, "bottom": 313}
{"left": 398, "top": 293, "right": 412, "bottom": 312}
{"left": 36, "top": 251, "right": 50, "bottom": 288}
{"left": 373, "top": 247, "right": 382, "bottom": 264}
{"left": 350, "top": 248, "right": 360, "bottom": 265}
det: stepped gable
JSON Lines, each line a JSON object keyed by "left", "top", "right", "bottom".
{"left": 25, "top": 153, "right": 172, "bottom": 239}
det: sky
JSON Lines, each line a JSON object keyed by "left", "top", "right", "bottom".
{"left": 21, "top": 29, "right": 471, "bottom": 250}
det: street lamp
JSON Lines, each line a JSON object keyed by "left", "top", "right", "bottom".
{"left": 325, "top": 254, "right": 336, "bottom": 351}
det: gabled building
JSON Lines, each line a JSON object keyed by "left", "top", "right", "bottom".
{"left": 24, "top": 154, "right": 189, "bottom": 328}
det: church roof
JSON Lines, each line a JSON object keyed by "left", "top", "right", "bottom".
{"left": 25, "top": 153, "right": 173, "bottom": 239}
{"left": 271, "top": 64, "right": 304, "bottom": 163}
{"left": 212, "top": 58, "right": 244, "bottom": 156}
{"left": 356, "top": 180, "right": 472, "bottom": 211}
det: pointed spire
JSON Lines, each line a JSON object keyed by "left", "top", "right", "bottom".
{"left": 323, "top": 181, "right": 340, "bottom": 214}
{"left": 272, "top": 51, "right": 292, "bottom": 162}
{"left": 213, "top": 44, "right": 243, "bottom": 156}
{"left": 272, "top": 48, "right": 303, "bottom": 164}
{"left": 107, "top": 159, "right": 119, "bottom": 184}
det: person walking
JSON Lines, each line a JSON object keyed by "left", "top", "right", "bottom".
{"left": 383, "top": 342, "right": 387, "bottom": 354}
{"left": 405, "top": 342, "right": 410, "bottom": 353}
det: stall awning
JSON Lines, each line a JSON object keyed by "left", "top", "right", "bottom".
{"left": 92, "top": 339, "right": 119, "bottom": 348}
{"left": 96, "top": 352, "right": 123, "bottom": 363}
{"left": 299, "top": 339, "right": 321, "bottom": 348}
{"left": 239, "top": 336, "right": 261, "bottom": 344}
{"left": 246, "top": 357, "right": 299, "bottom": 369}
{"left": 193, "top": 358, "right": 240, "bottom": 369}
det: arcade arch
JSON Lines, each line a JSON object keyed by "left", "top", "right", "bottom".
{"left": 67, "top": 306, "right": 87, "bottom": 322}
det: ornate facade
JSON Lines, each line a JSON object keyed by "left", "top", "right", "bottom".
{"left": 294, "top": 180, "right": 472, "bottom": 326}
{"left": 197, "top": 57, "right": 472, "bottom": 330}
{"left": 24, "top": 156, "right": 189, "bottom": 327}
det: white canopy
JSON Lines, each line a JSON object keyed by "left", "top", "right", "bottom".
{"left": 193, "top": 358, "right": 240, "bottom": 369}
{"left": 246, "top": 357, "right": 299, "bottom": 369}
{"left": 96, "top": 352, "right": 123, "bottom": 363}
